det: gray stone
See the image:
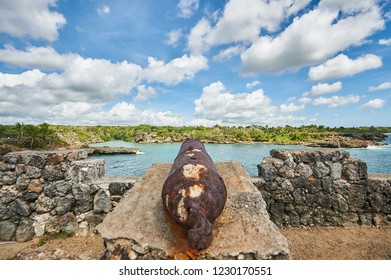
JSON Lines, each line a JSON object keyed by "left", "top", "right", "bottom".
{"left": 23, "top": 192, "right": 39, "bottom": 202}
{"left": 9, "top": 198, "right": 32, "bottom": 217}
{"left": 292, "top": 188, "right": 306, "bottom": 204}
{"left": 25, "top": 165, "right": 42, "bottom": 179}
{"left": 43, "top": 181, "right": 57, "bottom": 198}
{"left": 43, "top": 164, "right": 65, "bottom": 181}
{"left": 46, "top": 216, "right": 61, "bottom": 233}
{"left": 330, "top": 162, "right": 342, "bottom": 180}
{"left": 320, "top": 150, "right": 350, "bottom": 162}
{"left": 93, "top": 189, "right": 112, "bottom": 214}
{"left": 278, "top": 165, "right": 295, "bottom": 178}
{"left": 55, "top": 180, "right": 72, "bottom": 195}
{"left": 303, "top": 151, "right": 320, "bottom": 163}
{"left": 28, "top": 154, "right": 47, "bottom": 169}
{"left": 35, "top": 195, "right": 56, "bottom": 214}
{"left": 369, "top": 192, "right": 386, "bottom": 212}
{"left": 0, "top": 220, "right": 17, "bottom": 241}
{"left": 333, "top": 179, "right": 350, "bottom": 195}
{"left": 316, "top": 193, "right": 332, "bottom": 208}
{"left": 342, "top": 158, "right": 368, "bottom": 182}
{"left": 59, "top": 213, "right": 78, "bottom": 233}
{"left": 15, "top": 218, "right": 35, "bottom": 242}
{"left": 359, "top": 213, "right": 373, "bottom": 226}
{"left": 85, "top": 212, "right": 105, "bottom": 231}
{"left": 0, "top": 204, "right": 10, "bottom": 220}
{"left": 55, "top": 195, "right": 75, "bottom": 215}
{"left": 0, "top": 185, "right": 19, "bottom": 204}
{"left": 270, "top": 149, "right": 290, "bottom": 160}
{"left": 97, "top": 161, "right": 289, "bottom": 260}
{"left": 72, "top": 183, "right": 98, "bottom": 214}
{"left": 0, "top": 163, "right": 15, "bottom": 172}
{"left": 295, "top": 163, "right": 312, "bottom": 177}
{"left": 16, "top": 175, "right": 31, "bottom": 191}
{"left": 1, "top": 171, "right": 16, "bottom": 185}
{"left": 324, "top": 211, "right": 342, "bottom": 226}
{"left": 335, "top": 194, "right": 349, "bottom": 212}
{"left": 258, "top": 158, "right": 279, "bottom": 180}
{"left": 312, "top": 161, "right": 330, "bottom": 178}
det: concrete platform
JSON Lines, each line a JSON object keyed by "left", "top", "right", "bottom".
{"left": 96, "top": 161, "right": 289, "bottom": 260}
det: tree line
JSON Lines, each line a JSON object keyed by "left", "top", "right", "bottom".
{"left": 1, "top": 123, "right": 390, "bottom": 149}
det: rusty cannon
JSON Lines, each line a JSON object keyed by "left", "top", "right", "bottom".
{"left": 162, "top": 139, "right": 227, "bottom": 250}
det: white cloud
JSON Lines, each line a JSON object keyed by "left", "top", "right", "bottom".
{"left": 142, "top": 54, "right": 208, "bottom": 85}
{"left": 134, "top": 85, "right": 157, "bottom": 101}
{"left": 361, "top": 98, "right": 386, "bottom": 109}
{"left": 87, "top": 102, "right": 183, "bottom": 126}
{"left": 97, "top": 5, "right": 110, "bottom": 15}
{"left": 0, "top": 0, "right": 66, "bottom": 41}
{"left": 213, "top": 45, "right": 246, "bottom": 61}
{"left": 308, "top": 54, "right": 382, "bottom": 82}
{"left": 240, "top": 2, "right": 384, "bottom": 75}
{"left": 194, "top": 81, "right": 277, "bottom": 125}
{"left": 309, "top": 81, "right": 342, "bottom": 95}
{"left": 280, "top": 103, "right": 305, "bottom": 113}
{"left": 178, "top": 0, "right": 199, "bottom": 18}
{"left": 378, "top": 38, "right": 391, "bottom": 45}
{"left": 166, "top": 29, "right": 182, "bottom": 46}
{"left": 246, "top": 81, "right": 261, "bottom": 89}
{"left": 41, "top": 56, "right": 142, "bottom": 102}
{"left": 300, "top": 96, "right": 312, "bottom": 104}
{"left": 187, "top": 18, "right": 212, "bottom": 54}
{"left": 0, "top": 46, "right": 209, "bottom": 125}
{"left": 312, "top": 94, "right": 360, "bottom": 108}
{"left": 0, "top": 45, "right": 77, "bottom": 70}
{"left": 187, "top": 0, "right": 312, "bottom": 54}
{"left": 0, "top": 69, "right": 46, "bottom": 87}
{"left": 369, "top": 82, "right": 391, "bottom": 92}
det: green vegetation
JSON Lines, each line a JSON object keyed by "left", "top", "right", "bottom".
{"left": 37, "top": 231, "right": 74, "bottom": 247}
{"left": 0, "top": 123, "right": 65, "bottom": 149}
{"left": 1, "top": 123, "right": 390, "bottom": 149}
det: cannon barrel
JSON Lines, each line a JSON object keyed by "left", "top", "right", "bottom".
{"left": 162, "top": 139, "right": 227, "bottom": 250}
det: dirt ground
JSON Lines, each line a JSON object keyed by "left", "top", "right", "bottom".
{"left": 1, "top": 226, "right": 391, "bottom": 260}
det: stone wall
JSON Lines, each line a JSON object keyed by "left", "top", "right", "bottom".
{"left": 0, "top": 150, "right": 136, "bottom": 241}
{"left": 254, "top": 149, "right": 391, "bottom": 227}
{"left": 2, "top": 148, "right": 390, "bottom": 242}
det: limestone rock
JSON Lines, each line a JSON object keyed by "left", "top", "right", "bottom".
{"left": 9, "top": 198, "right": 32, "bottom": 217}
{"left": 35, "top": 195, "right": 56, "bottom": 214}
{"left": 0, "top": 220, "right": 17, "bottom": 241}
{"left": 15, "top": 218, "right": 35, "bottom": 242}
{"left": 97, "top": 161, "right": 289, "bottom": 260}
{"left": 93, "top": 189, "right": 112, "bottom": 214}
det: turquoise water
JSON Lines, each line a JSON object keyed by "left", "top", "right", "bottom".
{"left": 90, "top": 134, "right": 391, "bottom": 177}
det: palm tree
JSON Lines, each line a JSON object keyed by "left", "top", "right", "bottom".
{"left": 15, "top": 122, "right": 24, "bottom": 141}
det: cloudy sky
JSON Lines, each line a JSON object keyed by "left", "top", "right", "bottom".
{"left": 0, "top": 0, "right": 390, "bottom": 127}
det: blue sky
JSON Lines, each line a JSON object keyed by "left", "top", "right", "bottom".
{"left": 0, "top": 0, "right": 390, "bottom": 127}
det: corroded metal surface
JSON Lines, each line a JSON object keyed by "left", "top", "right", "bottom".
{"left": 162, "top": 139, "right": 227, "bottom": 250}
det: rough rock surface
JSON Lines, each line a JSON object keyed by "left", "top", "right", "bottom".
{"left": 97, "top": 161, "right": 289, "bottom": 260}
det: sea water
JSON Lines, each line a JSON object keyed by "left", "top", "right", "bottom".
{"left": 90, "top": 134, "right": 391, "bottom": 177}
